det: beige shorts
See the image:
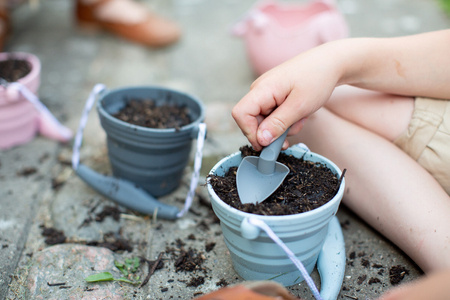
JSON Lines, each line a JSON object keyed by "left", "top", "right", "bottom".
{"left": 394, "top": 97, "right": 450, "bottom": 195}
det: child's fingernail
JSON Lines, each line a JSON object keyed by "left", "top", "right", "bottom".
{"left": 261, "top": 129, "right": 274, "bottom": 144}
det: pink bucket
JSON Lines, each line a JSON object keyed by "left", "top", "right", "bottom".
{"left": 233, "top": 0, "right": 349, "bottom": 75}
{"left": 0, "top": 52, "right": 41, "bottom": 149}
{"left": 0, "top": 52, "right": 72, "bottom": 149}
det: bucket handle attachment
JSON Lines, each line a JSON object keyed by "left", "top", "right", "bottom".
{"left": 72, "top": 84, "right": 206, "bottom": 220}
{"left": 240, "top": 216, "right": 345, "bottom": 300}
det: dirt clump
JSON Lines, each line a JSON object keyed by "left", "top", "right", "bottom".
{"left": 113, "top": 99, "right": 192, "bottom": 130}
{"left": 208, "top": 145, "right": 342, "bottom": 216}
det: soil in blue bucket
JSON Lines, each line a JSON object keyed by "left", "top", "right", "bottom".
{"left": 112, "top": 98, "right": 192, "bottom": 130}
{"left": 208, "top": 146, "right": 345, "bottom": 216}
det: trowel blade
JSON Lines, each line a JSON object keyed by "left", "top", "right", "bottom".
{"left": 236, "top": 156, "right": 289, "bottom": 204}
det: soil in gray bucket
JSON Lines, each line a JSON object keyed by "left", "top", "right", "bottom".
{"left": 0, "top": 57, "right": 32, "bottom": 82}
{"left": 208, "top": 146, "right": 345, "bottom": 216}
{"left": 112, "top": 99, "right": 192, "bottom": 129}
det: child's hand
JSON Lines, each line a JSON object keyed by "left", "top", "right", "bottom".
{"left": 233, "top": 30, "right": 450, "bottom": 151}
{"left": 232, "top": 42, "right": 342, "bottom": 151}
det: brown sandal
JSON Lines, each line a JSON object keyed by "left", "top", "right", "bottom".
{"left": 75, "top": 0, "right": 180, "bottom": 48}
{"left": 194, "top": 281, "right": 300, "bottom": 300}
{"left": 0, "top": 6, "right": 11, "bottom": 52}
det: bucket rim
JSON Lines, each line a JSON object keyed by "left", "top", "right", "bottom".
{"left": 97, "top": 85, "right": 205, "bottom": 133}
{"left": 207, "top": 148, "right": 345, "bottom": 221}
{"left": 0, "top": 52, "right": 41, "bottom": 97}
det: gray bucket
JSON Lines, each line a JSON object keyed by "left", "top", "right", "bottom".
{"left": 207, "top": 147, "right": 345, "bottom": 287}
{"left": 97, "top": 86, "right": 205, "bottom": 197}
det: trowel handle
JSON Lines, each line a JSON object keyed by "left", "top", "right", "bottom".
{"left": 257, "top": 129, "right": 289, "bottom": 174}
{"left": 75, "top": 164, "right": 179, "bottom": 219}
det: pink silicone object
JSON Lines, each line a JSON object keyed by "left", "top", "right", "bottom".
{"left": 233, "top": 0, "right": 349, "bottom": 75}
{"left": 0, "top": 52, "right": 41, "bottom": 149}
{"left": 0, "top": 52, "right": 71, "bottom": 149}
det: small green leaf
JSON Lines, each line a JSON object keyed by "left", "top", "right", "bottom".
{"left": 124, "top": 257, "right": 140, "bottom": 273}
{"left": 115, "top": 260, "right": 128, "bottom": 276}
{"left": 131, "top": 257, "right": 140, "bottom": 273}
{"left": 85, "top": 272, "right": 114, "bottom": 282}
{"left": 115, "top": 277, "right": 141, "bottom": 285}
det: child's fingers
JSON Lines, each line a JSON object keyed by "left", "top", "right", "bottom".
{"left": 232, "top": 88, "right": 280, "bottom": 151}
{"left": 256, "top": 89, "right": 312, "bottom": 147}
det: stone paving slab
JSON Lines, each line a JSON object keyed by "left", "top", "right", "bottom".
{"left": 1, "top": 0, "right": 449, "bottom": 299}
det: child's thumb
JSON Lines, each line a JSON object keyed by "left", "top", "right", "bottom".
{"left": 256, "top": 118, "right": 290, "bottom": 147}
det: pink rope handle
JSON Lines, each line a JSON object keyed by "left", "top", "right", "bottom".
{"left": 8, "top": 82, "right": 73, "bottom": 141}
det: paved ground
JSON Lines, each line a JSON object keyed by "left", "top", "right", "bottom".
{"left": 0, "top": 0, "right": 449, "bottom": 299}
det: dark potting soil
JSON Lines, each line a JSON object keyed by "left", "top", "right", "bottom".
{"left": 389, "top": 265, "right": 410, "bottom": 285}
{"left": 345, "top": 246, "right": 411, "bottom": 289}
{"left": 0, "top": 58, "right": 32, "bottom": 83}
{"left": 166, "top": 239, "right": 206, "bottom": 273}
{"left": 165, "top": 238, "right": 209, "bottom": 288}
{"left": 208, "top": 145, "right": 343, "bottom": 216}
{"left": 40, "top": 224, "right": 133, "bottom": 252}
{"left": 40, "top": 226, "right": 67, "bottom": 245}
{"left": 113, "top": 99, "right": 192, "bottom": 130}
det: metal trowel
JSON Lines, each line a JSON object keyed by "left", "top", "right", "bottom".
{"left": 236, "top": 130, "right": 290, "bottom": 204}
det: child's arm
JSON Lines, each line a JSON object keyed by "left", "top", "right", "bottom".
{"left": 232, "top": 29, "right": 450, "bottom": 151}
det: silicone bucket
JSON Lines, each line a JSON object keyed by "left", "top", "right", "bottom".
{"left": 207, "top": 147, "right": 345, "bottom": 287}
{"left": 97, "top": 86, "right": 205, "bottom": 197}
{"left": 0, "top": 52, "right": 72, "bottom": 149}
{"left": 0, "top": 52, "right": 41, "bottom": 149}
{"left": 232, "top": 0, "right": 348, "bottom": 75}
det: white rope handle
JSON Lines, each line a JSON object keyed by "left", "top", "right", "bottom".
{"left": 72, "top": 83, "right": 106, "bottom": 170}
{"left": 248, "top": 218, "right": 323, "bottom": 300}
{"left": 177, "top": 122, "right": 207, "bottom": 218}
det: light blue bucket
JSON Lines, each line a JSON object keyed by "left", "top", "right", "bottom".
{"left": 207, "top": 147, "right": 345, "bottom": 297}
